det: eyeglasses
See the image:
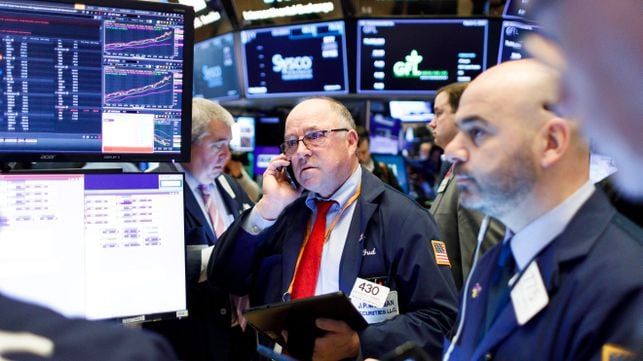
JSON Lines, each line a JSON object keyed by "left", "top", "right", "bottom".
{"left": 280, "top": 128, "right": 349, "bottom": 155}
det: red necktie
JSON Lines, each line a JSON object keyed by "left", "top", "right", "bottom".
{"left": 198, "top": 184, "right": 226, "bottom": 237}
{"left": 291, "top": 200, "right": 334, "bottom": 300}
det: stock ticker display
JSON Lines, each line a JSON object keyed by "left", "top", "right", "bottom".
{"left": 0, "top": 0, "right": 189, "bottom": 159}
{"left": 357, "top": 19, "right": 489, "bottom": 94}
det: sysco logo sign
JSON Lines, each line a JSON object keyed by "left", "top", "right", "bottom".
{"left": 272, "top": 54, "right": 314, "bottom": 81}
{"left": 272, "top": 54, "right": 313, "bottom": 73}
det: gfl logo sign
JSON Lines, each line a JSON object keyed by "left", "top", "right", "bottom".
{"left": 272, "top": 54, "right": 313, "bottom": 73}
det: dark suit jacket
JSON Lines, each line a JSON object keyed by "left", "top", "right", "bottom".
{"left": 145, "top": 162, "right": 254, "bottom": 361}
{"left": 0, "top": 293, "right": 175, "bottom": 361}
{"left": 446, "top": 189, "right": 643, "bottom": 360}
{"left": 209, "top": 169, "right": 458, "bottom": 360}
{"left": 430, "top": 172, "right": 504, "bottom": 289}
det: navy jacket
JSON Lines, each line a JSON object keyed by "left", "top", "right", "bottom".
{"left": 145, "top": 162, "right": 254, "bottom": 361}
{"left": 209, "top": 169, "right": 458, "bottom": 359}
{"left": 0, "top": 293, "right": 175, "bottom": 361}
{"left": 445, "top": 189, "right": 643, "bottom": 360}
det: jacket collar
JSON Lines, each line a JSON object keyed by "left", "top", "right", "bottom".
{"left": 469, "top": 189, "right": 616, "bottom": 359}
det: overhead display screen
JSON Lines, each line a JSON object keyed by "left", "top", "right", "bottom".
{"left": 241, "top": 20, "right": 349, "bottom": 98}
{"left": 357, "top": 19, "right": 489, "bottom": 95}
{"left": 193, "top": 32, "right": 241, "bottom": 100}
{"left": 498, "top": 20, "right": 540, "bottom": 64}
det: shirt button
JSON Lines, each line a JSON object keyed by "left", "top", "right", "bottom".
{"left": 484, "top": 352, "right": 493, "bottom": 360}
{"left": 219, "top": 308, "right": 227, "bottom": 315}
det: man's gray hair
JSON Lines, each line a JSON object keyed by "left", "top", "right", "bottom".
{"left": 191, "top": 97, "right": 234, "bottom": 143}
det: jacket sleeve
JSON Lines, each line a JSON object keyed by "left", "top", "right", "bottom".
{"left": 0, "top": 293, "right": 176, "bottom": 361}
{"left": 207, "top": 209, "right": 272, "bottom": 296}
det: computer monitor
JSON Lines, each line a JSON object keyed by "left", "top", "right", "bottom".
{"left": 241, "top": 20, "right": 349, "bottom": 98}
{"left": 253, "top": 145, "right": 281, "bottom": 176}
{"left": 0, "top": 0, "right": 194, "bottom": 163}
{"left": 357, "top": 19, "right": 489, "bottom": 95}
{"left": 372, "top": 154, "right": 409, "bottom": 193}
{"left": 231, "top": 116, "right": 255, "bottom": 152}
{"left": 497, "top": 20, "right": 541, "bottom": 63}
{"left": 255, "top": 116, "right": 285, "bottom": 146}
{"left": 193, "top": 32, "right": 241, "bottom": 101}
{"left": 0, "top": 172, "right": 187, "bottom": 322}
{"left": 389, "top": 100, "right": 433, "bottom": 123}
{"left": 368, "top": 113, "right": 401, "bottom": 155}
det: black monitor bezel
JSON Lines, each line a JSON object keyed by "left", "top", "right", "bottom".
{"left": 0, "top": 0, "right": 194, "bottom": 163}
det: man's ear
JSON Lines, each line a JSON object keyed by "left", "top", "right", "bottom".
{"left": 346, "top": 129, "right": 359, "bottom": 149}
{"left": 540, "top": 117, "right": 571, "bottom": 169}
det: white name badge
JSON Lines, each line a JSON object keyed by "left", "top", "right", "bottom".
{"left": 437, "top": 177, "right": 449, "bottom": 194}
{"left": 510, "top": 260, "right": 549, "bottom": 325}
{"left": 350, "top": 277, "right": 390, "bottom": 308}
{"left": 352, "top": 291, "right": 399, "bottom": 324}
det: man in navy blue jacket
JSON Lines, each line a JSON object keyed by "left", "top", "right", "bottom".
{"left": 442, "top": 59, "right": 642, "bottom": 361}
{"left": 209, "top": 97, "right": 458, "bottom": 360}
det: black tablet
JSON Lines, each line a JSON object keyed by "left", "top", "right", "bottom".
{"left": 243, "top": 292, "right": 367, "bottom": 360}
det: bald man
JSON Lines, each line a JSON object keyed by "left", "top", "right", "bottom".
{"left": 442, "top": 60, "right": 642, "bottom": 360}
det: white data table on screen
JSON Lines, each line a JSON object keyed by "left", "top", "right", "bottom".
{"left": 84, "top": 185, "right": 185, "bottom": 320}
{"left": 0, "top": 175, "right": 87, "bottom": 317}
{"left": 0, "top": 174, "right": 186, "bottom": 320}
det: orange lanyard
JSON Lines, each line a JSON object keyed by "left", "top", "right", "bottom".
{"left": 286, "top": 184, "right": 362, "bottom": 295}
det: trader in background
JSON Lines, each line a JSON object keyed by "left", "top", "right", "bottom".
{"left": 428, "top": 82, "right": 504, "bottom": 290}
{"left": 355, "top": 126, "right": 403, "bottom": 192}
{"left": 208, "top": 97, "right": 458, "bottom": 360}
{"left": 145, "top": 98, "right": 256, "bottom": 361}
{"left": 442, "top": 59, "right": 641, "bottom": 360}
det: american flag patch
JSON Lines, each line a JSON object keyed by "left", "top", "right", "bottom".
{"left": 431, "top": 240, "right": 451, "bottom": 267}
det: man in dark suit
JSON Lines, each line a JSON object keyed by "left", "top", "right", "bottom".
{"left": 208, "top": 97, "right": 458, "bottom": 360}
{"left": 145, "top": 98, "right": 255, "bottom": 361}
{"left": 355, "top": 126, "right": 403, "bottom": 192}
{"left": 428, "top": 82, "right": 504, "bottom": 290}
{"left": 0, "top": 292, "right": 175, "bottom": 361}
{"left": 442, "top": 59, "right": 642, "bottom": 360}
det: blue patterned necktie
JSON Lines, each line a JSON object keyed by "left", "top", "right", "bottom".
{"left": 483, "top": 237, "right": 516, "bottom": 333}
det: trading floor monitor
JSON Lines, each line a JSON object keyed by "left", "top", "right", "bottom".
{"left": 0, "top": 172, "right": 187, "bottom": 322}
{"left": 0, "top": 0, "right": 194, "bottom": 163}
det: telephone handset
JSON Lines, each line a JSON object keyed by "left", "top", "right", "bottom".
{"left": 284, "top": 164, "right": 300, "bottom": 189}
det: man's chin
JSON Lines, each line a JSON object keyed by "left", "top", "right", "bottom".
{"left": 458, "top": 191, "right": 485, "bottom": 212}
